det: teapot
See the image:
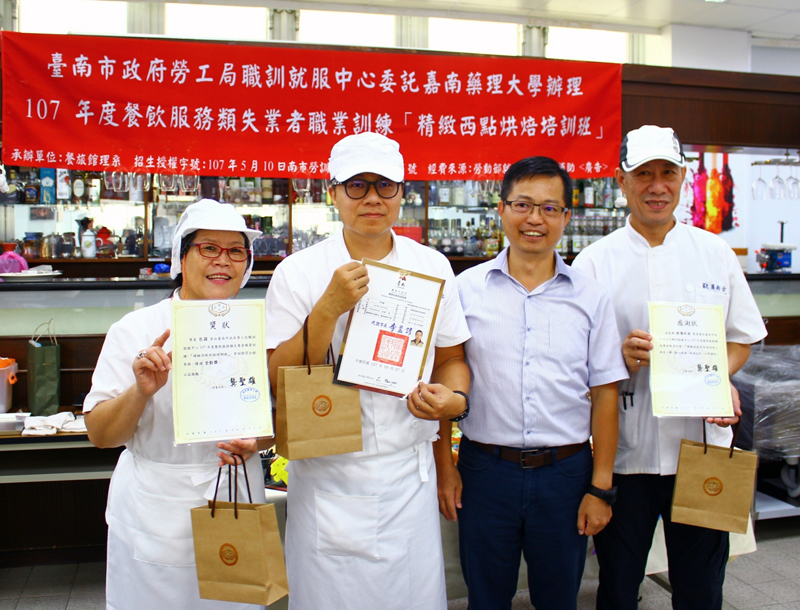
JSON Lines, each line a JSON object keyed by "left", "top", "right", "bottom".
{"left": 60, "top": 233, "right": 77, "bottom": 258}
{"left": 95, "top": 227, "right": 118, "bottom": 259}
{"left": 41, "top": 234, "right": 63, "bottom": 259}
{"left": 22, "top": 238, "right": 42, "bottom": 259}
{"left": 81, "top": 229, "right": 99, "bottom": 258}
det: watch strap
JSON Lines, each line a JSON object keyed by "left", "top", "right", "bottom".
{"left": 449, "top": 390, "right": 470, "bottom": 422}
{"left": 587, "top": 484, "right": 617, "bottom": 506}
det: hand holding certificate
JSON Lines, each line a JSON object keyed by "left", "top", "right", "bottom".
{"left": 648, "top": 301, "right": 733, "bottom": 418}
{"left": 334, "top": 260, "right": 445, "bottom": 397}
{"left": 172, "top": 299, "right": 273, "bottom": 444}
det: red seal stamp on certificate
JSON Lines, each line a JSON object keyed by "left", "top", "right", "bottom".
{"left": 703, "top": 477, "right": 723, "bottom": 496}
{"left": 372, "top": 330, "right": 409, "bottom": 367}
{"left": 219, "top": 543, "right": 238, "bottom": 566}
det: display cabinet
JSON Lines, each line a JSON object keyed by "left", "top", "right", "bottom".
{"left": 0, "top": 169, "right": 630, "bottom": 278}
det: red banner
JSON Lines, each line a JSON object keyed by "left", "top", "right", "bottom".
{"left": 1, "top": 32, "right": 621, "bottom": 179}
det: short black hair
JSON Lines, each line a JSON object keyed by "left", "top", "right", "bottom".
{"left": 167, "top": 230, "right": 251, "bottom": 294}
{"left": 500, "top": 157, "right": 573, "bottom": 209}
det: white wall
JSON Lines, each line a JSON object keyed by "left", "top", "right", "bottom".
{"left": 752, "top": 46, "right": 800, "bottom": 78}
{"left": 666, "top": 25, "right": 751, "bottom": 73}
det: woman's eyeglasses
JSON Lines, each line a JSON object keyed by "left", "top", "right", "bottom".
{"left": 191, "top": 243, "right": 248, "bottom": 262}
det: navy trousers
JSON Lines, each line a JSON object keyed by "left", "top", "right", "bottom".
{"left": 457, "top": 437, "right": 593, "bottom": 610}
{"left": 594, "top": 473, "right": 729, "bottom": 610}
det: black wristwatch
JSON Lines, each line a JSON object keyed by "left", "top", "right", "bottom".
{"left": 449, "top": 391, "right": 470, "bottom": 422}
{"left": 587, "top": 484, "right": 618, "bottom": 506}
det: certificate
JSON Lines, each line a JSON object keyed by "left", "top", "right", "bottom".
{"left": 171, "top": 299, "right": 273, "bottom": 444}
{"left": 648, "top": 301, "right": 733, "bottom": 418}
{"left": 334, "top": 260, "right": 445, "bottom": 397}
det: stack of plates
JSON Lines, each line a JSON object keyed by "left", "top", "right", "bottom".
{"left": 0, "top": 270, "right": 63, "bottom": 282}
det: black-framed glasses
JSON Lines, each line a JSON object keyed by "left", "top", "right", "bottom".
{"left": 504, "top": 200, "right": 567, "bottom": 219}
{"left": 191, "top": 243, "right": 248, "bottom": 262}
{"left": 331, "top": 177, "right": 402, "bottom": 199}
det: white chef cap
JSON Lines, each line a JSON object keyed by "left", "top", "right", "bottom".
{"left": 329, "top": 132, "right": 404, "bottom": 182}
{"left": 170, "top": 198, "right": 261, "bottom": 289}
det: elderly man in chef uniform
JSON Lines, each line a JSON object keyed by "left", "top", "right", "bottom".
{"left": 266, "top": 132, "right": 471, "bottom": 610}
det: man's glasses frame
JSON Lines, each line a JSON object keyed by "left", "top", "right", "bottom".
{"left": 330, "top": 177, "right": 403, "bottom": 199}
{"left": 503, "top": 200, "right": 568, "bottom": 219}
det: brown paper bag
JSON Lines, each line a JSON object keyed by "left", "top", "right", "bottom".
{"left": 671, "top": 425, "right": 758, "bottom": 535}
{"left": 274, "top": 316, "right": 362, "bottom": 460}
{"left": 275, "top": 364, "right": 363, "bottom": 460}
{"left": 191, "top": 459, "right": 289, "bottom": 605}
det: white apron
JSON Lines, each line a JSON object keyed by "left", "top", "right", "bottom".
{"left": 285, "top": 441, "right": 446, "bottom": 610}
{"left": 106, "top": 449, "right": 267, "bottom": 610}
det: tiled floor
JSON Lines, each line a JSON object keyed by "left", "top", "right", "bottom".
{"left": 0, "top": 563, "right": 104, "bottom": 610}
{"left": 2, "top": 518, "right": 799, "bottom": 609}
{"left": 446, "top": 517, "right": 800, "bottom": 610}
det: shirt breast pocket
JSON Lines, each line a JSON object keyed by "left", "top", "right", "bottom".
{"left": 548, "top": 314, "right": 590, "bottom": 363}
{"left": 693, "top": 288, "right": 730, "bottom": 320}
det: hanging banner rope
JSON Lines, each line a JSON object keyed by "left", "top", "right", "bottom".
{"left": 1, "top": 31, "right": 621, "bottom": 179}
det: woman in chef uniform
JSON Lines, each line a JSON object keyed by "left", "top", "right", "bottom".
{"left": 266, "top": 133, "right": 472, "bottom": 610}
{"left": 84, "top": 199, "right": 270, "bottom": 610}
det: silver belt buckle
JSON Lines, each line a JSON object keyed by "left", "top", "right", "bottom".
{"left": 519, "top": 448, "right": 545, "bottom": 469}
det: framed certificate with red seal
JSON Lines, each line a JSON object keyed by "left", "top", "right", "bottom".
{"left": 334, "top": 260, "right": 445, "bottom": 397}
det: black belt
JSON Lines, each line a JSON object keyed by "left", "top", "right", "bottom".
{"left": 465, "top": 436, "right": 587, "bottom": 469}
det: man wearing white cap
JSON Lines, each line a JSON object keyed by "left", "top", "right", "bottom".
{"left": 84, "top": 199, "right": 271, "bottom": 610}
{"left": 265, "top": 133, "right": 471, "bottom": 610}
{"left": 573, "top": 126, "right": 767, "bottom": 610}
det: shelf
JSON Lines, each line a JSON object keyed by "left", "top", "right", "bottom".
{"left": 23, "top": 258, "right": 147, "bottom": 264}
{"left": 754, "top": 491, "right": 800, "bottom": 520}
{"left": 0, "top": 443, "right": 123, "bottom": 484}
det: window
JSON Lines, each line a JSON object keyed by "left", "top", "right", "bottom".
{"left": 429, "top": 18, "right": 519, "bottom": 56}
{"left": 19, "top": 0, "right": 126, "bottom": 35}
{"left": 165, "top": 4, "right": 268, "bottom": 41}
{"left": 545, "top": 27, "right": 627, "bottom": 64}
{"left": 299, "top": 11, "right": 395, "bottom": 48}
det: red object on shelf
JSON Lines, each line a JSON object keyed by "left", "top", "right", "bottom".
{"left": 393, "top": 226, "right": 423, "bottom": 243}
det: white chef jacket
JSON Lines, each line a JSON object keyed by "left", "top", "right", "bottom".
{"left": 85, "top": 296, "right": 266, "bottom": 610}
{"left": 572, "top": 217, "right": 767, "bottom": 475}
{"left": 265, "top": 229, "right": 471, "bottom": 456}
{"left": 265, "top": 229, "right": 470, "bottom": 610}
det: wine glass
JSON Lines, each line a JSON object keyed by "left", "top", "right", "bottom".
{"left": 292, "top": 178, "right": 311, "bottom": 203}
{"left": 159, "top": 173, "right": 177, "bottom": 193}
{"left": 103, "top": 170, "right": 115, "bottom": 192}
{"left": 752, "top": 166, "right": 767, "bottom": 201}
{"left": 786, "top": 165, "right": 800, "bottom": 200}
{"left": 179, "top": 174, "right": 199, "bottom": 193}
{"left": 770, "top": 166, "right": 785, "bottom": 200}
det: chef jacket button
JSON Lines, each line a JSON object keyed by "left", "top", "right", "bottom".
{"left": 377, "top": 426, "right": 387, "bottom": 435}
{"left": 411, "top": 420, "right": 419, "bottom": 429}
{"left": 686, "top": 284, "right": 694, "bottom": 292}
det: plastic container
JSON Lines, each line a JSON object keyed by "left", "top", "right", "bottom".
{"left": 0, "top": 357, "right": 18, "bottom": 413}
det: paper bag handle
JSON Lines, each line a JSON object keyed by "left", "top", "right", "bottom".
{"left": 210, "top": 454, "right": 253, "bottom": 520}
{"left": 701, "top": 420, "right": 740, "bottom": 458}
{"left": 30, "top": 318, "right": 58, "bottom": 346}
{"left": 302, "top": 315, "right": 335, "bottom": 374}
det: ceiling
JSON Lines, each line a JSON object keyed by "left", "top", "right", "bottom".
{"left": 167, "top": 0, "right": 800, "bottom": 44}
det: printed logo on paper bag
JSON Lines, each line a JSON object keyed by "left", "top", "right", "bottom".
{"left": 220, "top": 543, "right": 238, "bottom": 566}
{"left": 312, "top": 395, "right": 332, "bottom": 417}
{"left": 677, "top": 304, "right": 696, "bottom": 317}
{"left": 703, "top": 477, "right": 723, "bottom": 496}
{"left": 208, "top": 302, "right": 231, "bottom": 317}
